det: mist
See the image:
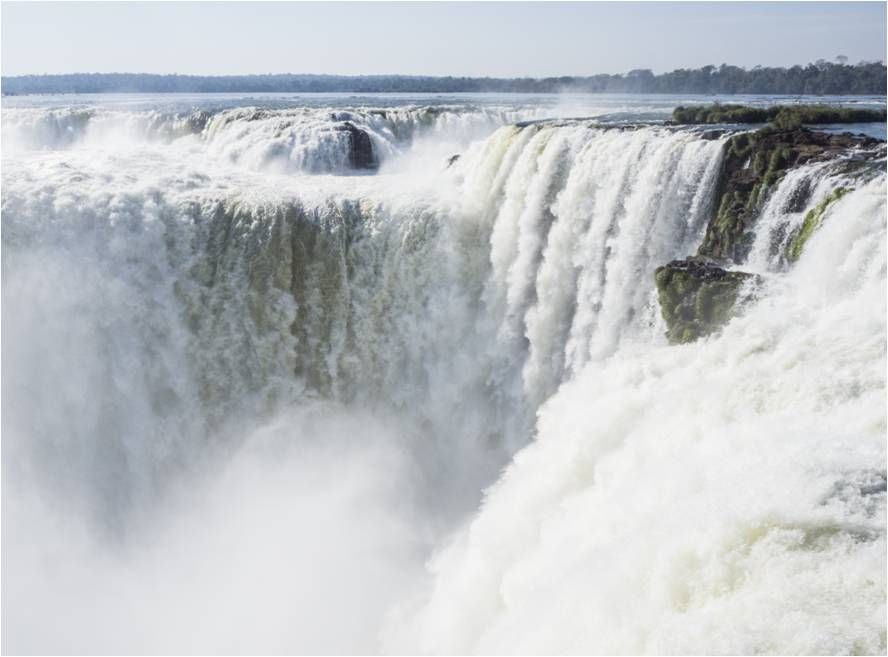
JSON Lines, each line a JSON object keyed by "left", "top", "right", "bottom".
{"left": 2, "top": 92, "right": 885, "bottom": 654}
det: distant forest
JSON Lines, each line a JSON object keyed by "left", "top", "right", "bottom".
{"left": 3, "top": 61, "right": 886, "bottom": 95}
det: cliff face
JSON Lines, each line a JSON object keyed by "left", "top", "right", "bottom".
{"left": 697, "top": 128, "right": 880, "bottom": 264}
{"left": 655, "top": 127, "right": 883, "bottom": 344}
{"left": 338, "top": 122, "right": 378, "bottom": 170}
{"left": 655, "top": 258, "right": 757, "bottom": 344}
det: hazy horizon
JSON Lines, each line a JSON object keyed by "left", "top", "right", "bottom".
{"left": 2, "top": 1, "right": 886, "bottom": 78}
{"left": 4, "top": 64, "right": 887, "bottom": 80}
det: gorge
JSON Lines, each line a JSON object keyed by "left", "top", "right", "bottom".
{"left": 2, "top": 93, "right": 885, "bottom": 654}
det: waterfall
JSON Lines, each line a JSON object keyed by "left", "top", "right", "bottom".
{"left": 1, "top": 104, "right": 559, "bottom": 172}
{"left": 2, "top": 100, "right": 885, "bottom": 654}
{"left": 389, "top": 177, "right": 886, "bottom": 655}
{"left": 3, "top": 122, "right": 727, "bottom": 510}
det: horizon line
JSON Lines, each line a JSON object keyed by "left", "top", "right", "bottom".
{"left": 4, "top": 61, "right": 888, "bottom": 80}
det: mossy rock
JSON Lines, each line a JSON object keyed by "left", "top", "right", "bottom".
{"left": 697, "top": 128, "right": 880, "bottom": 264}
{"left": 655, "top": 258, "right": 757, "bottom": 344}
{"left": 785, "top": 187, "right": 850, "bottom": 262}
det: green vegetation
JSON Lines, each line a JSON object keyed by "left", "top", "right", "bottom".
{"left": 655, "top": 259, "right": 756, "bottom": 344}
{"left": 673, "top": 105, "right": 774, "bottom": 124}
{"left": 695, "top": 127, "right": 879, "bottom": 263}
{"left": 697, "top": 130, "right": 798, "bottom": 262}
{"left": 3, "top": 61, "right": 886, "bottom": 95}
{"left": 785, "top": 187, "right": 851, "bottom": 262}
{"left": 673, "top": 104, "right": 886, "bottom": 127}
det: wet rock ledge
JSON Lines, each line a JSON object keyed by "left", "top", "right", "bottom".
{"left": 697, "top": 127, "right": 881, "bottom": 263}
{"left": 337, "top": 121, "right": 377, "bottom": 170}
{"left": 655, "top": 258, "right": 757, "bottom": 344}
{"left": 655, "top": 120, "right": 884, "bottom": 344}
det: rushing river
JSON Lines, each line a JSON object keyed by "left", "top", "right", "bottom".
{"left": 2, "top": 93, "right": 886, "bottom": 654}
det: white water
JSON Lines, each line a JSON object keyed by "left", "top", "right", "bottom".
{"left": 2, "top": 94, "right": 885, "bottom": 654}
{"left": 1, "top": 103, "right": 562, "bottom": 173}
{"left": 390, "top": 177, "right": 887, "bottom": 654}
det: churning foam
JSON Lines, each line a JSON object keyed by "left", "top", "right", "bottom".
{"left": 387, "top": 178, "right": 886, "bottom": 655}
{"left": 2, "top": 101, "right": 885, "bottom": 654}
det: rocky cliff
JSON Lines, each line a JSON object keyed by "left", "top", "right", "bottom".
{"left": 656, "top": 126, "right": 884, "bottom": 343}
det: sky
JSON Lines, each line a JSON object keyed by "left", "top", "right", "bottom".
{"left": 1, "top": 1, "right": 885, "bottom": 78}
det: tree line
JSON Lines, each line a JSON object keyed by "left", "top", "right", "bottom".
{"left": 672, "top": 104, "right": 886, "bottom": 127}
{"left": 3, "top": 61, "right": 885, "bottom": 95}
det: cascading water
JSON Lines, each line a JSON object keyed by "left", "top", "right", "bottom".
{"left": 2, "top": 94, "right": 885, "bottom": 655}
{"left": 1, "top": 103, "right": 560, "bottom": 172}
{"left": 387, "top": 175, "right": 887, "bottom": 654}
{"left": 746, "top": 158, "right": 884, "bottom": 274}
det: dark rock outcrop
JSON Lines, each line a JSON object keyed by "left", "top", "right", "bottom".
{"left": 654, "top": 121, "right": 883, "bottom": 344}
{"left": 655, "top": 257, "right": 757, "bottom": 344}
{"left": 186, "top": 110, "right": 211, "bottom": 135}
{"left": 338, "top": 122, "right": 377, "bottom": 170}
{"left": 697, "top": 128, "right": 882, "bottom": 263}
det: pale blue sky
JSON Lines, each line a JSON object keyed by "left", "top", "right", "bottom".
{"left": 2, "top": 2, "right": 885, "bottom": 77}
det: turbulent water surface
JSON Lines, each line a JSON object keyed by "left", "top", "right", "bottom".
{"left": 2, "top": 92, "right": 886, "bottom": 654}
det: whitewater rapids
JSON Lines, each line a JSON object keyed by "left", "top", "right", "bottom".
{"left": 2, "top": 94, "right": 885, "bottom": 655}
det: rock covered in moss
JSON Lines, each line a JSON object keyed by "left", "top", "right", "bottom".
{"left": 697, "top": 128, "right": 881, "bottom": 263}
{"left": 655, "top": 258, "right": 757, "bottom": 344}
{"left": 785, "top": 187, "right": 851, "bottom": 262}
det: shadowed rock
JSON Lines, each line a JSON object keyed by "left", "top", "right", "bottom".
{"left": 338, "top": 122, "right": 377, "bottom": 170}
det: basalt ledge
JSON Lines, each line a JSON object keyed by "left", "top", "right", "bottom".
{"left": 655, "top": 125, "right": 883, "bottom": 344}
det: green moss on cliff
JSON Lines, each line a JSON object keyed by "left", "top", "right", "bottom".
{"left": 655, "top": 259, "right": 756, "bottom": 344}
{"left": 699, "top": 130, "right": 796, "bottom": 262}
{"left": 785, "top": 187, "right": 850, "bottom": 262}
{"left": 696, "top": 127, "right": 881, "bottom": 264}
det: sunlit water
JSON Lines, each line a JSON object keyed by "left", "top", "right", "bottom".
{"left": 2, "top": 93, "right": 885, "bottom": 654}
